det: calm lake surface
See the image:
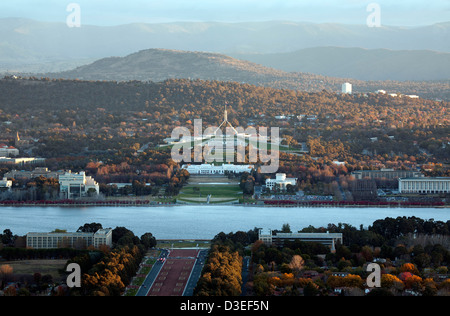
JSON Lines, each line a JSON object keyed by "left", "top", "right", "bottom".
{"left": 0, "top": 205, "right": 449, "bottom": 239}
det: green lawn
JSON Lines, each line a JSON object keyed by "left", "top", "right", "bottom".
{"left": 178, "top": 184, "right": 242, "bottom": 199}
{"left": 176, "top": 184, "right": 243, "bottom": 204}
{"left": 160, "top": 136, "right": 294, "bottom": 154}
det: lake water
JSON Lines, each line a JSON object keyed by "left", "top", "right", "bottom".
{"left": 0, "top": 205, "right": 448, "bottom": 239}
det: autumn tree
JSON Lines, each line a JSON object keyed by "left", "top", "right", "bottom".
{"left": 288, "top": 255, "right": 305, "bottom": 277}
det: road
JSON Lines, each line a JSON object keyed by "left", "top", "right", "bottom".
{"left": 136, "top": 249, "right": 169, "bottom": 297}
{"left": 336, "top": 176, "right": 347, "bottom": 201}
{"left": 241, "top": 256, "right": 250, "bottom": 296}
{"left": 183, "top": 249, "right": 209, "bottom": 296}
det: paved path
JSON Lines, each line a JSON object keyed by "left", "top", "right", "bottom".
{"left": 136, "top": 248, "right": 209, "bottom": 297}
{"left": 183, "top": 249, "right": 209, "bottom": 296}
{"left": 241, "top": 256, "right": 250, "bottom": 296}
{"left": 136, "top": 249, "right": 169, "bottom": 297}
{"left": 148, "top": 249, "right": 198, "bottom": 296}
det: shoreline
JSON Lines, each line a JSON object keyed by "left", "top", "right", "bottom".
{"left": 0, "top": 200, "right": 447, "bottom": 209}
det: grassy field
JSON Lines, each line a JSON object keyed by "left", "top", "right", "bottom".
{"left": 176, "top": 184, "right": 242, "bottom": 203}
{"left": 180, "top": 184, "right": 242, "bottom": 197}
{"left": 159, "top": 135, "right": 294, "bottom": 153}
{"left": 1, "top": 259, "right": 67, "bottom": 280}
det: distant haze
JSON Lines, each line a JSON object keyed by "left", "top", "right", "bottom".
{"left": 0, "top": 18, "right": 449, "bottom": 75}
{"left": 234, "top": 47, "right": 450, "bottom": 81}
{"left": 1, "top": 0, "right": 449, "bottom": 26}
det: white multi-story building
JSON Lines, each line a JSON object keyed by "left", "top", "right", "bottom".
{"left": 0, "top": 157, "right": 46, "bottom": 166}
{"left": 181, "top": 163, "right": 254, "bottom": 175}
{"left": 0, "top": 143, "right": 19, "bottom": 157}
{"left": 351, "top": 169, "right": 424, "bottom": 180}
{"left": 0, "top": 177, "right": 12, "bottom": 191}
{"left": 59, "top": 171, "right": 99, "bottom": 199}
{"left": 26, "top": 229, "right": 112, "bottom": 249}
{"left": 399, "top": 177, "right": 450, "bottom": 194}
{"left": 265, "top": 173, "right": 298, "bottom": 191}
{"left": 259, "top": 229, "right": 342, "bottom": 252}
{"left": 5, "top": 167, "right": 63, "bottom": 180}
{"left": 342, "top": 83, "right": 352, "bottom": 94}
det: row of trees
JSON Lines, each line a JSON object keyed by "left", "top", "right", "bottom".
{"left": 249, "top": 221, "right": 450, "bottom": 296}
{"left": 0, "top": 223, "right": 157, "bottom": 296}
{"left": 193, "top": 229, "right": 260, "bottom": 296}
{"left": 251, "top": 261, "right": 450, "bottom": 296}
{"left": 194, "top": 245, "right": 243, "bottom": 296}
{"left": 69, "top": 225, "right": 156, "bottom": 296}
{"left": 79, "top": 246, "right": 143, "bottom": 296}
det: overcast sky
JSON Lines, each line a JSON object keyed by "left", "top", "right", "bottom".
{"left": 1, "top": 0, "right": 449, "bottom": 26}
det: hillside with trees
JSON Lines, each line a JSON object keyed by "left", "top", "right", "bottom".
{"left": 42, "top": 49, "right": 450, "bottom": 101}
{"left": 0, "top": 77, "right": 448, "bottom": 202}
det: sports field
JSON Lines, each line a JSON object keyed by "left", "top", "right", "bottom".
{"left": 1, "top": 259, "right": 67, "bottom": 281}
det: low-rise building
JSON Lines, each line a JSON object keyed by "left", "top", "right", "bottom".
{"left": 0, "top": 177, "right": 12, "bottom": 191}
{"left": 26, "top": 229, "right": 112, "bottom": 249}
{"left": 0, "top": 144, "right": 19, "bottom": 157}
{"left": 0, "top": 157, "right": 46, "bottom": 166}
{"left": 351, "top": 169, "right": 424, "bottom": 180}
{"left": 399, "top": 177, "right": 450, "bottom": 194}
{"left": 258, "top": 229, "right": 343, "bottom": 252}
{"left": 5, "top": 167, "right": 66, "bottom": 180}
{"left": 181, "top": 163, "right": 254, "bottom": 175}
{"left": 265, "top": 174, "right": 297, "bottom": 191}
{"left": 59, "top": 171, "right": 100, "bottom": 199}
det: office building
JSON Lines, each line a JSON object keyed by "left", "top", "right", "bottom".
{"left": 0, "top": 157, "right": 46, "bottom": 166}
{"left": 59, "top": 171, "right": 99, "bottom": 199}
{"left": 26, "top": 229, "right": 112, "bottom": 249}
{"left": 342, "top": 83, "right": 352, "bottom": 94}
{"left": 351, "top": 169, "right": 424, "bottom": 180}
{"left": 5, "top": 167, "right": 62, "bottom": 180}
{"left": 265, "top": 173, "right": 297, "bottom": 191}
{"left": 0, "top": 143, "right": 19, "bottom": 157}
{"left": 259, "top": 229, "right": 343, "bottom": 252}
{"left": 0, "top": 177, "right": 12, "bottom": 191}
{"left": 181, "top": 163, "right": 254, "bottom": 175}
{"left": 399, "top": 177, "right": 450, "bottom": 194}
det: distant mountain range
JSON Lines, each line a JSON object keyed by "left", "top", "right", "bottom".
{"left": 1, "top": 18, "right": 449, "bottom": 79}
{"left": 42, "top": 48, "right": 450, "bottom": 102}
{"left": 233, "top": 47, "right": 450, "bottom": 81}
{"left": 50, "top": 49, "right": 291, "bottom": 82}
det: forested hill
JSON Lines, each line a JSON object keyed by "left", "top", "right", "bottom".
{"left": 0, "top": 77, "right": 448, "bottom": 126}
{"left": 0, "top": 77, "right": 448, "bottom": 162}
{"left": 46, "top": 48, "right": 334, "bottom": 93}
{"left": 41, "top": 49, "right": 450, "bottom": 101}
{"left": 51, "top": 49, "right": 291, "bottom": 82}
